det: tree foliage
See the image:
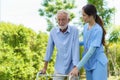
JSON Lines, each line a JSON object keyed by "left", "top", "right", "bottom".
{"left": 87, "top": 0, "right": 115, "bottom": 26}
{"left": 106, "top": 25, "right": 120, "bottom": 77}
{"left": 39, "top": 0, "right": 115, "bottom": 31}
{"left": 108, "top": 26, "right": 120, "bottom": 42}
{"left": 38, "top": 0, "right": 76, "bottom": 31}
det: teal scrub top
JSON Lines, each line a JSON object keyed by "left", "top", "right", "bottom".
{"left": 83, "top": 23, "right": 108, "bottom": 70}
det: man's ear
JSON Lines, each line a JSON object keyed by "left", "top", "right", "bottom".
{"left": 68, "top": 18, "right": 70, "bottom": 22}
{"left": 55, "top": 17, "right": 58, "bottom": 23}
{"left": 55, "top": 17, "right": 57, "bottom": 20}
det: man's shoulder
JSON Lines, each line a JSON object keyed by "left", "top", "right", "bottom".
{"left": 50, "top": 27, "right": 58, "bottom": 32}
{"left": 69, "top": 25, "right": 78, "bottom": 31}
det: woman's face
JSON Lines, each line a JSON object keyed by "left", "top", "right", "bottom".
{"left": 82, "top": 10, "right": 92, "bottom": 23}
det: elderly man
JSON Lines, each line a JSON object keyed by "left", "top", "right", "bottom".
{"left": 40, "top": 10, "right": 80, "bottom": 80}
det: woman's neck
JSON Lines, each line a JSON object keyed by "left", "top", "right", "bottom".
{"left": 88, "top": 20, "right": 96, "bottom": 30}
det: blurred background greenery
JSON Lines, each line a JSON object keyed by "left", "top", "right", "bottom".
{"left": 0, "top": 0, "right": 120, "bottom": 80}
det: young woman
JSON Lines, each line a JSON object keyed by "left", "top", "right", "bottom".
{"left": 69, "top": 4, "right": 108, "bottom": 80}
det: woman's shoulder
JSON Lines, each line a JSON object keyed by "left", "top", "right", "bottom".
{"left": 94, "top": 23, "right": 102, "bottom": 31}
{"left": 83, "top": 23, "right": 88, "bottom": 29}
{"left": 84, "top": 23, "right": 88, "bottom": 27}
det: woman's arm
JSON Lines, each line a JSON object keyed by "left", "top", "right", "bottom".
{"left": 69, "top": 47, "right": 96, "bottom": 76}
{"left": 77, "top": 47, "right": 96, "bottom": 70}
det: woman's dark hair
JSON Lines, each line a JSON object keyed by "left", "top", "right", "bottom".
{"left": 82, "top": 4, "right": 106, "bottom": 46}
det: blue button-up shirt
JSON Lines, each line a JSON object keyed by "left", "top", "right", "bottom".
{"left": 44, "top": 25, "right": 80, "bottom": 74}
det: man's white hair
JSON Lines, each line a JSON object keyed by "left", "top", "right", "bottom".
{"left": 56, "top": 10, "right": 70, "bottom": 19}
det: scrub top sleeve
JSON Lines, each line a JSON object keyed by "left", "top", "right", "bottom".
{"left": 79, "top": 41, "right": 84, "bottom": 46}
{"left": 76, "top": 47, "right": 96, "bottom": 70}
{"left": 90, "top": 29, "right": 103, "bottom": 47}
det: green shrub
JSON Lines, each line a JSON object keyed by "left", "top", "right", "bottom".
{"left": 0, "top": 22, "right": 56, "bottom": 80}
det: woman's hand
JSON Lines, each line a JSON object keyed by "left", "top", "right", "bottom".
{"left": 69, "top": 66, "right": 79, "bottom": 77}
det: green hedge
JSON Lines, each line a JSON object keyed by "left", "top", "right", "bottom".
{"left": 0, "top": 22, "right": 56, "bottom": 80}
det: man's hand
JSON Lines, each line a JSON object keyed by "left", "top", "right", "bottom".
{"left": 40, "top": 68, "right": 47, "bottom": 74}
{"left": 39, "top": 61, "right": 48, "bottom": 74}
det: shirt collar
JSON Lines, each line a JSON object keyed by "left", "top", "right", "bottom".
{"left": 56, "top": 25, "right": 70, "bottom": 33}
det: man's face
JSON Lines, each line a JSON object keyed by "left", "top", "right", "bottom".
{"left": 56, "top": 13, "right": 69, "bottom": 29}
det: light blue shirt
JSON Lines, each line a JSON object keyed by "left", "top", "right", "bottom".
{"left": 44, "top": 25, "right": 80, "bottom": 74}
{"left": 81, "top": 23, "right": 108, "bottom": 70}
